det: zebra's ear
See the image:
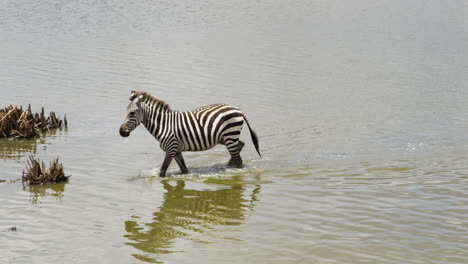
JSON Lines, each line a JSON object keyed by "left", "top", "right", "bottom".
{"left": 129, "top": 90, "right": 137, "bottom": 101}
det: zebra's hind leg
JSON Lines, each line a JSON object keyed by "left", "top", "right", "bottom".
{"left": 226, "top": 140, "right": 244, "bottom": 168}
{"left": 160, "top": 152, "right": 176, "bottom": 177}
{"left": 238, "top": 140, "right": 245, "bottom": 152}
{"left": 228, "top": 154, "right": 243, "bottom": 168}
{"left": 174, "top": 152, "right": 189, "bottom": 174}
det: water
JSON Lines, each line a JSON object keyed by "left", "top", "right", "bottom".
{"left": 1, "top": 0, "right": 468, "bottom": 263}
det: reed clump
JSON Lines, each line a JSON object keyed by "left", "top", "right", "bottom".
{"left": 0, "top": 105, "right": 67, "bottom": 139}
{"left": 22, "top": 156, "right": 70, "bottom": 185}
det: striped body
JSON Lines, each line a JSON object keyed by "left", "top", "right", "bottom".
{"left": 144, "top": 103, "right": 245, "bottom": 154}
{"left": 120, "top": 91, "right": 260, "bottom": 177}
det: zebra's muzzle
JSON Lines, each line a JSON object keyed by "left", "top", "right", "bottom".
{"left": 119, "top": 124, "right": 130, "bottom": 137}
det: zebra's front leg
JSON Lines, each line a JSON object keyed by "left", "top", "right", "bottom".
{"left": 174, "top": 152, "right": 189, "bottom": 174}
{"left": 159, "top": 152, "right": 176, "bottom": 177}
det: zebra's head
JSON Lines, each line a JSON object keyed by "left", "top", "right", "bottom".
{"left": 120, "top": 91, "right": 144, "bottom": 137}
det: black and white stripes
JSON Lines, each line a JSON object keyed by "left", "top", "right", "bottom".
{"left": 119, "top": 91, "right": 260, "bottom": 177}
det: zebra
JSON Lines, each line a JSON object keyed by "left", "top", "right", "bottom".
{"left": 119, "top": 90, "right": 261, "bottom": 177}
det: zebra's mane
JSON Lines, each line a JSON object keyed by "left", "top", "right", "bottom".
{"left": 130, "top": 90, "right": 172, "bottom": 112}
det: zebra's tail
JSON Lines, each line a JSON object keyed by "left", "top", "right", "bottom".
{"left": 243, "top": 115, "right": 261, "bottom": 157}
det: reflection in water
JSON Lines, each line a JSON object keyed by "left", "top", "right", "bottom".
{"left": 0, "top": 129, "right": 65, "bottom": 160}
{"left": 0, "top": 138, "right": 39, "bottom": 160}
{"left": 125, "top": 179, "right": 260, "bottom": 263}
{"left": 24, "top": 182, "right": 67, "bottom": 204}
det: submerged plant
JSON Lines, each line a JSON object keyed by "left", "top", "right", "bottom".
{"left": 22, "top": 156, "right": 70, "bottom": 185}
{"left": 0, "top": 105, "right": 67, "bottom": 139}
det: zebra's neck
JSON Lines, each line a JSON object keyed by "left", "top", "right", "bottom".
{"left": 141, "top": 99, "right": 172, "bottom": 141}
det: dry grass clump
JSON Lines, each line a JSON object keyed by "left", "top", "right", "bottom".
{"left": 0, "top": 105, "right": 67, "bottom": 139}
{"left": 22, "top": 156, "right": 70, "bottom": 185}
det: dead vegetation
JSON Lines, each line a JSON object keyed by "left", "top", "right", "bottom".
{"left": 0, "top": 105, "right": 67, "bottom": 139}
{"left": 22, "top": 156, "right": 70, "bottom": 185}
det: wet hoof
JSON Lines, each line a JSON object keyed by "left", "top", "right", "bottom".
{"left": 227, "top": 160, "right": 243, "bottom": 169}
